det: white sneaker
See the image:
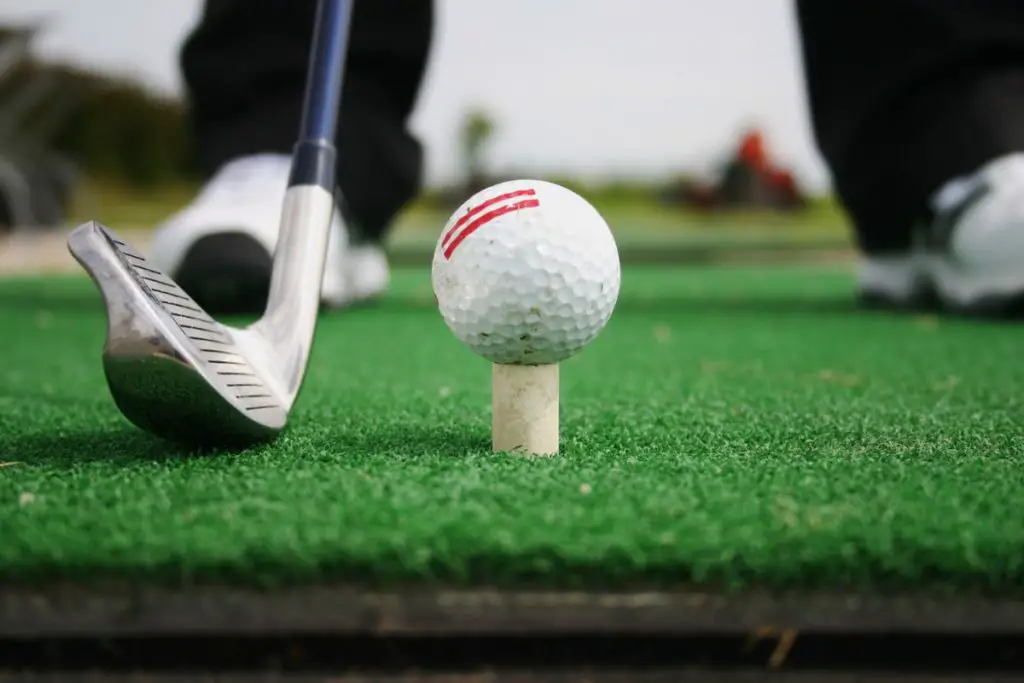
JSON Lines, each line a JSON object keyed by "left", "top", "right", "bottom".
{"left": 149, "top": 153, "right": 389, "bottom": 314}
{"left": 857, "top": 252, "right": 932, "bottom": 310}
{"left": 858, "top": 152, "right": 1024, "bottom": 316}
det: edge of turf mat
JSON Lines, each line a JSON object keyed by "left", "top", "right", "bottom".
{"left": 5, "top": 584, "right": 1024, "bottom": 636}
{"left": 386, "top": 241, "right": 852, "bottom": 266}
{"left": 1, "top": 670, "right": 1021, "bottom": 683}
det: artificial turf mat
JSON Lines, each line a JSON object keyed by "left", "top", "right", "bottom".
{"left": 1, "top": 265, "right": 1023, "bottom": 592}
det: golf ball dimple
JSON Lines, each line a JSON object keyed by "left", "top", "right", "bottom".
{"left": 431, "top": 179, "right": 621, "bottom": 365}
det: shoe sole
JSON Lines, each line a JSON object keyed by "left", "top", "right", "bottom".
{"left": 946, "top": 293, "right": 1024, "bottom": 320}
{"left": 857, "top": 287, "right": 941, "bottom": 314}
{"left": 859, "top": 287, "right": 1024, "bottom": 319}
{"left": 174, "top": 232, "right": 273, "bottom": 316}
{"left": 927, "top": 258, "right": 1024, "bottom": 320}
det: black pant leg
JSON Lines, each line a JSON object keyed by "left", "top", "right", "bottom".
{"left": 179, "top": 0, "right": 432, "bottom": 241}
{"left": 795, "top": 0, "right": 1024, "bottom": 254}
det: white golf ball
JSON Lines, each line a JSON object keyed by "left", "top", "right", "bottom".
{"left": 431, "top": 179, "right": 621, "bottom": 365}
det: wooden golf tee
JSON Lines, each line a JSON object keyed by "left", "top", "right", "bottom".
{"left": 491, "top": 362, "right": 559, "bottom": 456}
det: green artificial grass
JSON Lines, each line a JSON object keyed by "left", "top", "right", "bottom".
{"left": 1, "top": 265, "right": 1023, "bottom": 593}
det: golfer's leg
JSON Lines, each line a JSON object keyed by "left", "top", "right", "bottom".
{"left": 155, "top": 0, "right": 432, "bottom": 314}
{"left": 180, "top": 0, "right": 432, "bottom": 242}
{"left": 797, "top": 0, "right": 1024, "bottom": 242}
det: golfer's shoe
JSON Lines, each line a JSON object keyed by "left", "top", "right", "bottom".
{"left": 857, "top": 252, "right": 933, "bottom": 311}
{"left": 150, "top": 153, "right": 389, "bottom": 315}
{"left": 858, "top": 152, "right": 1024, "bottom": 317}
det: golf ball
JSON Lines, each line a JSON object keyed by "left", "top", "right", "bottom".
{"left": 431, "top": 179, "right": 621, "bottom": 365}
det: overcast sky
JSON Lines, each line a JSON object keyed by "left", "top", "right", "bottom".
{"left": 0, "top": 0, "right": 832, "bottom": 191}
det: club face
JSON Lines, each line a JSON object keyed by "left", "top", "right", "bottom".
{"left": 67, "top": 222, "right": 288, "bottom": 448}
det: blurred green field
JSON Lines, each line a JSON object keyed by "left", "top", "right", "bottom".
{"left": 69, "top": 178, "right": 854, "bottom": 253}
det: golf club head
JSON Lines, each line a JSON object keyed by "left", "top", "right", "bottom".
{"left": 67, "top": 221, "right": 288, "bottom": 448}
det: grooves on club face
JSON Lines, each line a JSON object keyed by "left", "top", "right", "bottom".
{"left": 67, "top": 221, "right": 287, "bottom": 449}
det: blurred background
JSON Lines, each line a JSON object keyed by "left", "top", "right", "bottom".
{"left": 0, "top": 0, "right": 853, "bottom": 273}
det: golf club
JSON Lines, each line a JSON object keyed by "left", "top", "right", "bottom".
{"left": 66, "top": 0, "right": 351, "bottom": 448}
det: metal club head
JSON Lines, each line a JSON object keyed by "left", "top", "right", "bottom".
{"left": 68, "top": 222, "right": 287, "bottom": 447}
{"left": 67, "top": 183, "right": 336, "bottom": 448}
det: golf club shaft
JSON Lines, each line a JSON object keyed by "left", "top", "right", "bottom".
{"left": 259, "top": 0, "right": 352, "bottom": 401}
{"left": 297, "top": 0, "right": 350, "bottom": 146}
{"left": 288, "top": 0, "right": 352, "bottom": 191}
